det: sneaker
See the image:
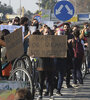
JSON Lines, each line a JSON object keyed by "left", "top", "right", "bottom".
{"left": 44, "top": 91, "right": 49, "bottom": 96}
{"left": 49, "top": 96, "right": 54, "bottom": 100}
{"left": 37, "top": 95, "right": 42, "bottom": 100}
{"left": 56, "top": 91, "right": 63, "bottom": 96}
{"left": 67, "top": 85, "right": 73, "bottom": 88}
{"left": 72, "top": 84, "right": 78, "bottom": 87}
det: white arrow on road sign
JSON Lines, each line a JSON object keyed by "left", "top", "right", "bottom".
{"left": 65, "top": 5, "right": 73, "bottom": 15}
{"left": 56, "top": 5, "right": 64, "bottom": 15}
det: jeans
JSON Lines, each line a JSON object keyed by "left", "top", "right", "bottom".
{"left": 72, "top": 58, "right": 83, "bottom": 84}
{"left": 38, "top": 71, "right": 54, "bottom": 96}
{"left": 57, "top": 71, "right": 64, "bottom": 91}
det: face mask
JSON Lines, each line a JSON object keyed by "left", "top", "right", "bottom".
{"left": 84, "top": 31, "right": 88, "bottom": 35}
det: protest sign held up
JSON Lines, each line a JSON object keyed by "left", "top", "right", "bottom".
{"left": 29, "top": 35, "right": 67, "bottom": 58}
{"left": 5, "top": 28, "right": 24, "bottom": 61}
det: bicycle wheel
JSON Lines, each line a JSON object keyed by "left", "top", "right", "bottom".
{"left": 12, "top": 58, "right": 25, "bottom": 70}
{"left": 9, "top": 67, "right": 33, "bottom": 94}
{"left": 21, "top": 54, "right": 32, "bottom": 74}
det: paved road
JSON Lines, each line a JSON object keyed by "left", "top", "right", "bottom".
{"left": 34, "top": 73, "right": 90, "bottom": 100}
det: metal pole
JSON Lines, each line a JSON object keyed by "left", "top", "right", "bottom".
{"left": 39, "top": 0, "right": 40, "bottom": 11}
{"left": 9, "top": 0, "right": 11, "bottom": 6}
{"left": 75, "top": 0, "right": 76, "bottom": 14}
{"left": 20, "top": 0, "right": 21, "bottom": 17}
{"left": 72, "top": 0, "right": 77, "bottom": 14}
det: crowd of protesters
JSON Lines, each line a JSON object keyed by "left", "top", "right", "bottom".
{"left": 0, "top": 16, "right": 90, "bottom": 100}
{"left": 32, "top": 20, "right": 90, "bottom": 100}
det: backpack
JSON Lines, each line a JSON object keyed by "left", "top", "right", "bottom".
{"left": 73, "top": 38, "right": 84, "bottom": 59}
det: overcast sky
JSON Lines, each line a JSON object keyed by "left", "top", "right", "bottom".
{"left": 0, "top": 0, "right": 39, "bottom": 13}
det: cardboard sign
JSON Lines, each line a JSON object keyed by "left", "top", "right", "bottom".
{"left": 29, "top": 35, "right": 67, "bottom": 58}
{"left": 29, "top": 26, "right": 36, "bottom": 34}
{"left": 0, "top": 25, "right": 24, "bottom": 33}
{"left": 5, "top": 28, "right": 24, "bottom": 61}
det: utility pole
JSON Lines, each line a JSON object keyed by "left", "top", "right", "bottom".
{"left": 73, "top": 0, "right": 77, "bottom": 14}
{"left": 69, "top": 0, "right": 77, "bottom": 14}
{"left": 9, "top": 0, "right": 11, "bottom": 6}
{"left": 39, "top": 0, "right": 40, "bottom": 11}
{"left": 20, "top": 0, "right": 21, "bottom": 18}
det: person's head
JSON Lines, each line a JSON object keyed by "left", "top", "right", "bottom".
{"left": 83, "top": 22, "right": 90, "bottom": 37}
{"left": 32, "top": 19, "right": 39, "bottom": 29}
{"left": 13, "top": 17, "right": 20, "bottom": 25}
{"left": 52, "top": 25, "right": 57, "bottom": 30}
{"left": 14, "top": 88, "right": 32, "bottom": 100}
{"left": 20, "top": 17, "right": 29, "bottom": 32}
{"left": 1, "top": 29, "right": 10, "bottom": 40}
{"left": 55, "top": 28, "right": 64, "bottom": 35}
{"left": 72, "top": 25, "right": 80, "bottom": 31}
{"left": 73, "top": 30, "right": 80, "bottom": 38}
{"left": 32, "top": 30, "right": 41, "bottom": 35}
{"left": 84, "top": 22, "right": 89, "bottom": 29}
{"left": 8, "top": 20, "right": 12, "bottom": 25}
{"left": 20, "top": 17, "right": 29, "bottom": 26}
{"left": 43, "top": 26, "right": 50, "bottom": 35}
{"left": 55, "top": 28, "right": 60, "bottom": 35}
{"left": 63, "top": 23, "right": 70, "bottom": 32}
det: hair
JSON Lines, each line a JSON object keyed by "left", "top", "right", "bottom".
{"left": 73, "top": 25, "right": 79, "bottom": 28}
{"left": 20, "top": 17, "right": 29, "bottom": 25}
{"left": 14, "top": 17, "right": 20, "bottom": 22}
{"left": 1, "top": 29, "right": 10, "bottom": 40}
{"left": 63, "top": 23, "right": 70, "bottom": 27}
{"left": 15, "top": 88, "right": 32, "bottom": 100}
{"left": 32, "top": 19, "right": 39, "bottom": 29}
{"left": 32, "top": 30, "right": 41, "bottom": 35}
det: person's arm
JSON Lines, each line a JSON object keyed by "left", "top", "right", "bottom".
{"left": 24, "top": 31, "right": 31, "bottom": 39}
{"left": 0, "top": 39, "right": 6, "bottom": 47}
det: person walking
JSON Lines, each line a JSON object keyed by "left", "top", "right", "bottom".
{"left": 72, "top": 30, "right": 84, "bottom": 86}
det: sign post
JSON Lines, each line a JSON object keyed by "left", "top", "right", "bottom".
{"left": 54, "top": 0, "right": 74, "bottom": 21}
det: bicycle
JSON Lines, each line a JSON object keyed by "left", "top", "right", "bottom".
{"left": 21, "top": 54, "right": 32, "bottom": 75}
{"left": 9, "top": 54, "right": 33, "bottom": 94}
{"left": 9, "top": 67, "right": 33, "bottom": 94}
{"left": 9, "top": 54, "right": 39, "bottom": 99}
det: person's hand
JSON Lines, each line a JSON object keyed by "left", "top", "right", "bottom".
{"left": 68, "top": 39, "right": 73, "bottom": 43}
{"left": 84, "top": 43, "right": 88, "bottom": 47}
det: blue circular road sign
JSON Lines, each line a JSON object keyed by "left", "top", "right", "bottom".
{"left": 54, "top": 0, "right": 75, "bottom": 21}
{"left": 33, "top": 14, "right": 41, "bottom": 23}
